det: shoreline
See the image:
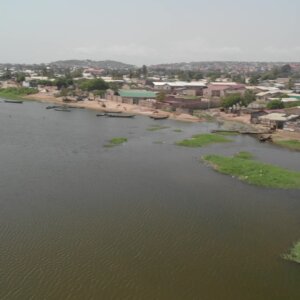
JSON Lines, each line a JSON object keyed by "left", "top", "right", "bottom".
{"left": 23, "top": 93, "right": 201, "bottom": 123}
{"left": 206, "top": 109, "right": 300, "bottom": 147}
{"left": 5, "top": 92, "right": 300, "bottom": 148}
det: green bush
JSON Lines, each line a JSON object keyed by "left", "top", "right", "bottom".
{"left": 79, "top": 79, "right": 109, "bottom": 91}
{"left": 0, "top": 87, "right": 38, "bottom": 96}
{"left": 267, "top": 100, "right": 284, "bottom": 109}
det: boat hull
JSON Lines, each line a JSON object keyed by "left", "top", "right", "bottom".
{"left": 4, "top": 100, "right": 23, "bottom": 104}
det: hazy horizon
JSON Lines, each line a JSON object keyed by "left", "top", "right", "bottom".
{"left": 1, "top": 0, "right": 300, "bottom": 66}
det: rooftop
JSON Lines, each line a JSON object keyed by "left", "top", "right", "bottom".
{"left": 259, "top": 113, "right": 299, "bottom": 121}
{"left": 119, "top": 89, "right": 157, "bottom": 98}
{"left": 153, "top": 81, "right": 207, "bottom": 88}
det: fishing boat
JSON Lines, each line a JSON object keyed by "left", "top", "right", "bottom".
{"left": 4, "top": 100, "right": 23, "bottom": 104}
{"left": 46, "top": 105, "right": 62, "bottom": 109}
{"left": 96, "top": 113, "right": 106, "bottom": 117}
{"left": 106, "top": 113, "right": 135, "bottom": 118}
{"left": 103, "top": 110, "right": 123, "bottom": 114}
{"left": 67, "top": 106, "right": 85, "bottom": 109}
{"left": 150, "top": 114, "right": 169, "bottom": 120}
{"left": 54, "top": 108, "right": 71, "bottom": 112}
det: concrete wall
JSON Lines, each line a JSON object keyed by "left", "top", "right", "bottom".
{"left": 105, "top": 94, "right": 122, "bottom": 103}
{"left": 139, "top": 100, "right": 156, "bottom": 108}
{"left": 122, "top": 97, "right": 134, "bottom": 105}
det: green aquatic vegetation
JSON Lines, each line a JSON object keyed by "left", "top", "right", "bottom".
{"left": 176, "top": 133, "right": 231, "bottom": 148}
{"left": 234, "top": 151, "right": 253, "bottom": 160}
{"left": 274, "top": 140, "right": 300, "bottom": 151}
{"left": 216, "top": 131, "right": 239, "bottom": 136}
{"left": 203, "top": 152, "right": 300, "bottom": 189}
{"left": 173, "top": 129, "right": 183, "bottom": 133}
{"left": 282, "top": 241, "right": 300, "bottom": 264}
{"left": 147, "top": 125, "right": 169, "bottom": 132}
{"left": 104, "top": 137, "right": 127, "bottom": 147}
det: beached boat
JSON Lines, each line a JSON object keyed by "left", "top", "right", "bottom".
{"left": 103, "top": 110, "right": 123, "bottom": 114}
{"left": 106, "top": 113, "right": 135, "bottom": 118}
{"left": 150, "top": 115, "right": 169, "bottom": 120}
{"left": 4, "top": 100, "right": 23, "bottom": 104}
{"left": 259, "top": 135, "right": 272, "bottom": 142}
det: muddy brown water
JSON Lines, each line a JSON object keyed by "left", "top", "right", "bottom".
{"left": 0, "top": 100, "right": 300, "bottom": 299}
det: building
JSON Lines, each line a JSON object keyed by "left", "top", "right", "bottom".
{"left": 256, "top": 90, "right": 286, "bottom": 101}
{"left": 204, "top": 82, "right": 246, "bottom": 99}
{"left": 156, "top": 96, "right": 203, "bottom": 113}
{"left": 118, "top": 89, "right": 157, "bottom": 104}
{"left": 249, "top": 110, "right": 268, "bottom": 124}
{"left": 258, "top": 113, "right": 299, "bottom": 129}
{"left": 152, "top": 81, "right": 207, "bottom": 96}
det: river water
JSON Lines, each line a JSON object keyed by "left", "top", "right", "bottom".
{"left": 0, "top": 100, "right": 300, "bottom": 300}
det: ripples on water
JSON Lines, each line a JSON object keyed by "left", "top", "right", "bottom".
{"left": 0, "top": 101, "right": 300, "bottom": 299}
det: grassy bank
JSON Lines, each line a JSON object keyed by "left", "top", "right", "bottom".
{"left": 283, "top": 241, "right": 300, "bottom": 264}
{"left": 0, "top": 87, "right": 38, "bottom": 100}
{"left": 274, "top": 139, "right": 300, "bottom": 151}
{"left": 203, "top": 152, "right": 300, "bottom": 189}
{"left": 104, "top": 137, "right": 127, "bottom": 148}
{"left": 176, "top": 133, "right": 232, "bottom": 148}
{"left": 216, "top": 131, "right": 239, "bottom": 136}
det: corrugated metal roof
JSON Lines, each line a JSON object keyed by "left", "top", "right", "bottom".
{"left": 153, "top": 81, "right": 207, "bottom": 87}
{"left": 259, "top": 113, "right": 299, "bottom": 121}
{"left": 119, "top": 89, "right": 156, "bottom": 98}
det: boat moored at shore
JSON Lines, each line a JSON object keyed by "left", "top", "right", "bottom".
{"left": 4, "top": 100, "right": 23, "bottom": 104}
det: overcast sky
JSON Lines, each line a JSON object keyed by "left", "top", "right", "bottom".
{"left": 0, "top": 0, "right": 299, "bottom": 65}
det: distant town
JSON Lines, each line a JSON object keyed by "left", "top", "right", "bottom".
{"left": 1, "top": 60, "right": 300, "bottom": 134}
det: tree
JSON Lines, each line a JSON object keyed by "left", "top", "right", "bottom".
{"left": 16, "top": 73, "right": 26, "bottom": 83}
{"left": 177, "top": 71, "right": 191, "bottom": 82}
{"left": 71, "top": 68, "right": 83, "bottom": 78}
{"left": 249, "top": 74, "right": 260, "bottom": 85}
{"left": 207, "top": 73, "right": 220, "bottom": 82}
{"left": 193, "top": 72, "right": 204, "bottom": 80}
{"left": 111, "top": 70, "right": 123, "bottom": 80}
{"left": 267, "top": 100, "right": 284, "bottom": 109}
{"left": 55, "top": 77, "right": 73, "bottom": 90}
{"left": 243, "top": 90, "right": 256, "bottom": 106}
{"left": 129, "top": 70, "right": 134, "bottom": 79}
{"left": 141, "top": 65, "right": 148, "bottom": 78}
{"left": 135, "top": 68, "right": 142, "bottom": 79}
{"left": 1, "top": 69, "right": 12, "bottom": 80}
{"left": 280, "top": 64, "right": 291, "bottom": 75}
{"left": 231, "top": 74, "right": 245, "bottom": 84}
{"left": 221, "top": 93, "right": 243, "bottom": 108}
{"left": 93, "top": 90, "right": 106, "bottom": 98}
{"left": 79, "top": 78, "right": 109, "bottom": 91}
{"left": 109, "top": 82, "right": 121, "bottom": 94}
{"left": 287, "top": 78, "right": 294, "bottom": 90}
{"left": 156, "top": 91, "right": 167, "bottom": 102}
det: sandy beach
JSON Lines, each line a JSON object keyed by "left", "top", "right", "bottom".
{"left": 25, "top": 92, "right": 201, "bottom": 123}
{"left": 24, "top": 92, "right": 300, "bottom": 142}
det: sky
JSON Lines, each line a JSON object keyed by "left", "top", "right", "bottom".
{"left": 0, "top": 0, "right": 300, "bottom": 66}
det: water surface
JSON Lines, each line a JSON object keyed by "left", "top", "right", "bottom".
{"left": 0, "top": 100, "right": 300, "bottom": 299}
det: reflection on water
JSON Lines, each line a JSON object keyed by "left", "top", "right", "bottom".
{"left": 0, "top": 100, "right": 300, "bottom": 299}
